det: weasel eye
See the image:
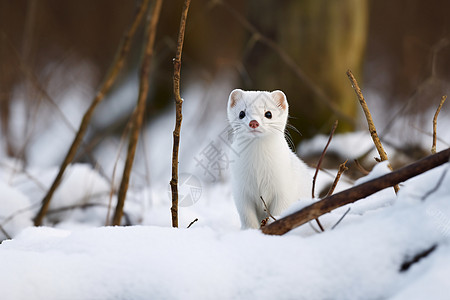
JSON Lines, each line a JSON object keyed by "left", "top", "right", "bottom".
{"left": 239, "top": 111, "right": 245, "bottom": 119}
{"left": 265, "top": 111, "right": 272, "bottom": 119}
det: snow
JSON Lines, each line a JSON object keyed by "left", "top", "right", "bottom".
{"left": 1, "top": 72, "right": 450, "bottom": 299}
{"left": 0, "top": 156, "right": 449, "bottom": 299}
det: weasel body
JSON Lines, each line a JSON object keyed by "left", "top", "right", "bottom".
{"left": 227, "top": 89, "right": 312, "bottom": 229}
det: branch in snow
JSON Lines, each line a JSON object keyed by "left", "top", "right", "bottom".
{"left": 170, "top": 0, "right": 192, "bottom": 228}
{"left": 113, "top": 0, "right": 163, "bottom": 226}
{"left": 260, "top": 196, "right": 277, "bottom": 222}
{"left": 400, "top": 244, "right": 437, "bottom": 272}
{"left": 187, "top": 218, "right": 198, "bottom": 229}
{"left": 33, "top": 0, "right": 151, "bottom": 226}
{"left": 311, "top": 120, "right": 338, "bottom": 232}
{"left": 262, "top": 148, "right": 450, "bottom": 236}
{"left": 421, "top": 165, "right": 449, "bottom": 201}
{"left": 346, "top": 69, "right": 399, "bottom": 194}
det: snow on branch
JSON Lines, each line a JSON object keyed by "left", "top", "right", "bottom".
{"left": 262, "top": 148, "right": 450, "bottom": 236}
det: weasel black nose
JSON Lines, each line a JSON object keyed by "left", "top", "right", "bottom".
{"left": 249, "top": 120, "right": 259, "bottom": 129}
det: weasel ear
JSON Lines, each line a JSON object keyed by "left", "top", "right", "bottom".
{"left": 229, "top": 89, "right": 244, "bottom": 108}
{"left": 271, "top": 90, "right": 288, "bottom": 111}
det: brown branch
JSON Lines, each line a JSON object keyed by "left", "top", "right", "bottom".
{"left": 112, "top": 0, "right": 163, "bottom": 226}
{"left": 33, "top": 0, "right": 150, "bottom": 226}
{"left": 326, "top": 160, "right": 348, "bottom": 197}
{"left": 432, "top": 95, "right": 447, "bottom": 154}
{"left": 346, "top": 69, "right": 399, "bottom": 194}
{"left": 312, "top": 120, "right": 339, "bottom": 198}
{"left": 262, "top": 147, "right": 450, "bottom": 235}
{"left": 311, "top": 120, "right": 338, "bottom": 232}
{"left": 170, "top": 0, "right": 192, "bottom": 228}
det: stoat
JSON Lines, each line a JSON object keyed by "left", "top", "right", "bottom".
{"left": 227, "top": 89, "right": 312, "bottom": 229}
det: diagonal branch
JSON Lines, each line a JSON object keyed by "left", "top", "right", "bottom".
{"left": 346, "top": 69, "right": 399, "bottom": 194}
{"left": 170, "top": 0, "right": 192, "bottom": 228}
{"left": 33, "top": 0, "right": 150, "bottom": 226}
{"left": 262, "top": 147, "right": 450, "bottom": 235}
{"left": 112, "top": 0, "right": 163, "bottom": 226}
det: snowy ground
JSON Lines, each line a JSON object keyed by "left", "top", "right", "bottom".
{"left": 1, "top": 74, "right": 450, "bottom": 299}
{"left": 1, "top": 154, "right": 449, "bottom": 299}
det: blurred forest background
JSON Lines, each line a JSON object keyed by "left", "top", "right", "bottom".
{"left": 0, "top": 0, "right": 449, "bottom": 179}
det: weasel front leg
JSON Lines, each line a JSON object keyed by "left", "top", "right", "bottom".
{"left": 234, "top": 196, "right": 262, "bottom": 229}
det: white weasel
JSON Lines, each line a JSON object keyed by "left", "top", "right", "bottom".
{"left": 227, "top": 89, "right": 312, "bottom": 229}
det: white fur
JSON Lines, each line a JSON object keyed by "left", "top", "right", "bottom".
{"left": 227, "top": 89, "right": 312, "bottom": 229}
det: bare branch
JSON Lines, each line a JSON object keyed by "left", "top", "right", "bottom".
{"left": 187, "top": 218, "right": 199, "bottom": 229}
{"left": 432, "top": 95, "right": 447, "bottom": 154}
{"left": 260, "top": 196, "right": 277, "bottom": 221}
{"left": 33, "top": 0, "right": 151, "bottom": 226}
{"left": 346, "top": 69, "right": 399, "bottom": 194}
{"left": 311, "top": 120, "right": 338, "bottom": 232}
{"left": 170, "top": 0, "right": 192, "bottom": 228}
{"left": 331, "top": 207, "right": 351, "bottom": 230}
{"left": 262, "top": 147, "right": 450, "bottom": 236}
{"left": 326, "top": 160, "right": 348, "bottom": 197}
{"left": 312, "top": 120, "right": 339, "bottom": 198}
{"left": 112, "top": 0, "right": 163, "bottom": 226}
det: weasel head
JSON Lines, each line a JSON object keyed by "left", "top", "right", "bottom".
{"left": 227, "top": 89, "right": 289, "bottom": 138}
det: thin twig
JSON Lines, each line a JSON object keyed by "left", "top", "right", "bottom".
{"left": 260, "top": 196, "right": 277, "bottom": 221}
{"left": 33, "top": 0, "right": 150, "bottom": 226}
{"left": 262, "top": 147, "right": 450, "bottom": 235}
{"left": 170, "top": 0, "right": 192, "bottom": 228}
{"left": 421, "top": 165, "right": 449, "bottom": 201}
{"left": 346, "top": 69, "right": 399, "bottom": 194}
{"left": 187, "top": 218, "right": 199, "bottom": 228}
{"left": 432, "top": 95, "right": 447, "bottom": 154}
{"left": 112, "top": 0, "right": 163, "bottom": 226}
{"left": 331, "top": 207, "right": 351, "bottom": 230}
{"left": 354, "top": 159, "right": 370, "bottom": 176}
{"left": 312, "top": 120, "right": 339, "bottom": 198}
{"left": 0, "top": 225, "right": 12, "bottom": 240}
{"left": 311, "top": 120, "right": 338, "bottom": 232}
{"left": 326, "top": 160, "right": 348, "bottom": 197}
{"left": 105, "top": 117, "right": 133, "bottom": 226}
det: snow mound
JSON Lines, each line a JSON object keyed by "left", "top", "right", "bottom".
{"left": 0, "top": 163, "right": 449, "bottom": 299}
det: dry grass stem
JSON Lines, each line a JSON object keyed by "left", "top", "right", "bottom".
{"left": 432, "top": 95, "right": 447, "bottom": 154}
{"left": 105, "top": 118, "right": 134, "bottom": 226}
{"left": 112, "top": 0, "right": 163, "bottom": 226}
{"left": 312, "top": 120, "right": 339, "bottom": 198}
{"left": 326, "top": 160, "right": 348, "bottom": 197}
{"left": 346, "top": 69, "right": 399, "bottom": 194}
{"left": 33, "top": 0, "right": 151, "bottom": 226}
{"left": 311, "top": 120, "right": 338, "bottom": 232}
{"left": 262, "top": 147, "right": 450, "bottom": 236}
{"left": 260, "top": 196, "right": 277, "bottom": 221}
{"left": 331, "top": 207, "right": 351, "bottom": 230}
{"left": 170, "top": 0, "right": 192, "bottom": 228}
